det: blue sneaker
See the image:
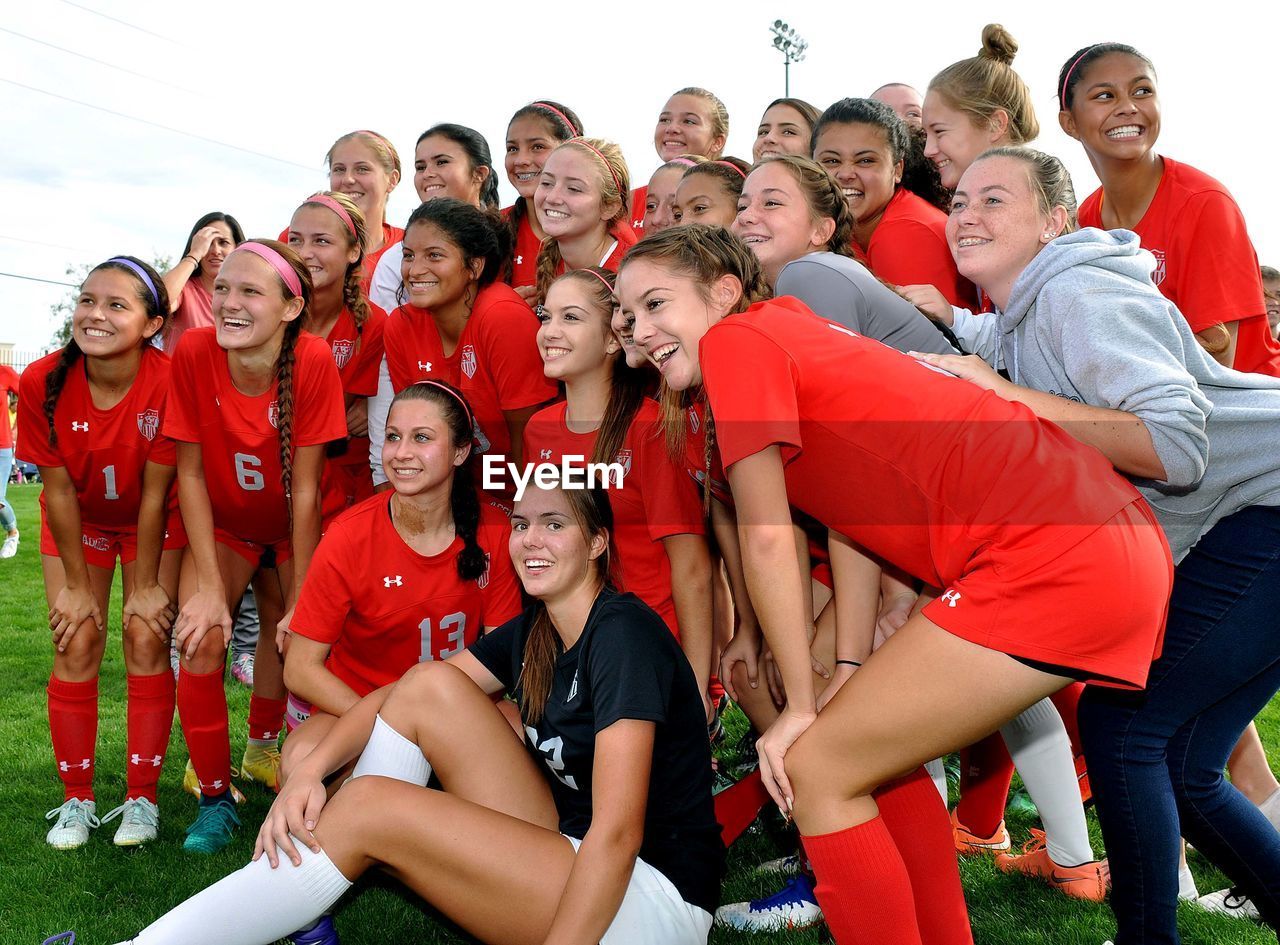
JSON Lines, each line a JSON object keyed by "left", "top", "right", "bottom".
{"left": 290, "top": 915, "right": 339, "bottom": 945}
{"left": 182, "top": 796, "right": 240, "bottom": 853}
{"left": 715, "top": 875, "right": 822, "bottom": 930}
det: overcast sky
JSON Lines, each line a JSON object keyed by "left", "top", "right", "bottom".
{"left": 4, "top": 0, "right": 1277, "bottom": 361}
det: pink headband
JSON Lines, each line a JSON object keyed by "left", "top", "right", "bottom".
{"left": 233, "top": 241, "right": 303, "bottom": 298}
{"left": 667, "top": 157, "right": 699, "bottom": 169}
{"left": 571, "top": 138, "right": 623, "bottom": 196}
{"left": 1060, "top": 46, "right": 1100, "bottom": 104}
{"left": 411, "top": 379, "right": 474, "bottom": 431}
{"left": 531, "top": 102, "right": 578, "bottom": 136}
{"left": 304, "top": 193, "right": 358, "bottom": 239}
{"left": 575, "top": 268, "right": 616, "bottom": 295}
{"left": 712, "top": 160, "right": 748, "bottom": 180}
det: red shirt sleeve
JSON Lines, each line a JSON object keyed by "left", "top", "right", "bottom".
{"left": 290, "top": 523, "right": 353, "bottom": 645}
{"left": 481, "top": 296, "right": 558, "bottom": 411}
{"left": 699, "top": 322, "right": 803, "bottom": 471}
{"left": 16, "top": 358, "right": 59, "bottom": 466}
{"left": 1167, "top": 192, "right": 1265, "bottom": 333}
{"left": 870, "top": 217, "right": 973, "bottom": 309}
{"left": 634, "top": 409, "right": 705, "bottom": 541}
{"left": 161, "top": 331, "right": 204, "bottom": 443}
{"left": 344, "top": 305, "right": 387, "bottom": 397}
{"left": 293, "top": 335, "right": 350, "bottom": 447}
{"left": 479, "top": 514, "right": 522, "bottom": 627}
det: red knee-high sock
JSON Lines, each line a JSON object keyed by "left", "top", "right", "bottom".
{"left": 126, "top": 672, "right": 175, "bottom": 803}
{"left": 1049, "top": 683, "right": 1084, "bottom": 756}
{"left": 177, "top": 665, "right": 231, "bottom": 797}
{"left": 802, "top": 816, "right": 923, "bottom": 945}
{"left": 48, "top": 675, "right": 98, "bottom": 801}
{"left": 877, "top": 767, "right": 974, "bottom": 945}
{"left": 247, "top": 694, "right": 287, "bottom": 742}
{"left": 954, "top": 732, "right": 1015, "bottom": 836}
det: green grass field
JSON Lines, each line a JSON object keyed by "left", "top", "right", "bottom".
{"left": 0, "top": 480, "right": 1275, "bottom": 944}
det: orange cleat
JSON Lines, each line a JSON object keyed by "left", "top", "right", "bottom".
{"left": 996, "top": 829, "right": 1110, "bottom": 902}
{"left": 950, "top": 808, "right": 1011, "bottom": 855}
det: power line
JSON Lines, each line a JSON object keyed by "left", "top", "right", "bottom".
{"left": 0, "top": 271, "right": 80, "bottom": 288}
{"left": 54, "top": 0, "right": 190, "bottom": 48}
{"left": 0, "top": 26, "right": 202, "bottom": 95}
{"left": 1, "top": 77, "right": 316, "bottom": 171}
{"left": 0, "top": 234, "right": 94, "bottom": 254}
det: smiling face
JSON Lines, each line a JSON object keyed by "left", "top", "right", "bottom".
{"left": 946, "top": 156, "right": 1064, "bottom": 309}
{"left": 923, "top": 90, "right": 1002, "bottom": 189}
{"left": 382, "top": 396, "right": 467, "bottom": 498}
{"left": 328, "top": 139, "right": 397, "bottom": 221}
{"left": 643, "top": 166, "right": 685, "bottom": 234}
{"left": 753, "top": 103, "right": 813, "bottom": 162}
{"left": 654, "top": 93, "right": 725, "bottom": 161}
{"left": 288, "top": 204, "right": 360, "bottom": 296}
{"left": 1060, "top": 52, "right": 1161, "bottom": 163}
{"left": 509, "top": 485, "right": 607, "bottom": 602}
{"left": 871, "top": 85, "right": 924, "bottom": 128}
{"left": 211, "top": 251, "right": 303, "bottom": 352}
{"left": 399, "top": 221, "right": 480, "bottom": 311}
{"left": 674, "top": 171, "right": 738, "bottom": 228}
{"left": 537, "top": 277, "right": 619, "bottom": 382}
{"left": 73, "top": 268, "right": 164, "bottom": 357}
{"left": 415, "top": 134, "right": 487, "bottom": 206}
{"left": 506, "top": 114, "right": 561, "bottom": 200}
{"left": 731, "top": 161, "right": 834, "bottom": 286}
{"left": 534, "top": 147, "right": 614, "bottom": 242}
{"left": 813, "top": 122, "right": 901, "bottom": 226}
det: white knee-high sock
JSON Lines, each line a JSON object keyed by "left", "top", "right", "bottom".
{"left": 924, "top": 757, "right": 948, "bottom": 803}
{"left": 128, "top": 846, "right": 351, "bottom": 945}
{"left": 351, "top": 713, "right": 432, "bottom": 785}
{"left": 1000, "top": 697, "right": 1094, "bottom": 866}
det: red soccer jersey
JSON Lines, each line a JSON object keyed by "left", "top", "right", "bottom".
{"left": 523, "top": 399, "right": 704, "bottom": 637}
{"left": 629, "top": 185, "right": 648, "bottom": 233}
{"left": 505, "top": 206, "right": 543, "bottom": 291}
{"left": 865, "top": 188, "right": 976, "bottom": 309}
{"left": 550, "top": 224, "right": 638, "bottom": 281}
{"left": 290, "top": 495, "right": 522, "bottom": 695}
{"left": 700, "top": 297, "right": 1142, "bottom": 594}
{"left": 319, "top": 304, "right": 387, "bottom": 523}
{"left": 362, "top": 223, "right": 406, "bottom": 296}
{"left": 1078, "top": 157, "right": 1280, "bottom": 376}
{"left": 682, "top": 399, "right": 730, "bottom": 506}
{"left": 0, "top": 364, "right": 18, "bottom": 450}
{"left": 163, "top": 328, "right": 347, "bottom": 545}
{"left": 383, "top": 283, "right": 557, "bottom": 461}
{"left": 18, "top": 346, "right": 177, "bottom": 529}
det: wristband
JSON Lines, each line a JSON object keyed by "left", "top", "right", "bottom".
{"left": 835, "top": 659, "right": 862, "bottom": 668}
{"left": 184, "top": 254, "right": 200, "bottom": 267}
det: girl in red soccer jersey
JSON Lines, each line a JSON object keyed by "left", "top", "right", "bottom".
{"left": 161, "top": 212, "right": 244, "bottom": 354}
{"left": 753, "top": 98, "right": 821, "bottom": 163}
{"left": 370, "top": 198, "right": 555, "bottom": 487}
{"left": 325, "top": 130, "right": 402, "bottom": 292}
{"left": 287, "top": 192, "right": 387, "bottom": 527}
{"left": 812, "top": 98, "right": 974, "bottom": 308}
{"left": 1059, "top": 43, "right": 1280, "bottom": 377}
{"left": 533, "top": 137, "right": 637, "bottom": 305}
{"left": 643, "top": 156, "right": 706, "bottom": 234}
{"left": 673, "top": 158, "right": 750, "bottom": 229}
{"left": 620, "top": 225, "right": 1174, "bottom": 945}
{"left": 632, "top": 88, "right": 730, "bottom": 232}
{"left": 20, "top": 257, "right": 183, "bottom": 849}
{"left": 164, "top": 240, "right": 346, "bottom": 853}
{"left": 503, "top": 101, "right": 584, "bottom": 298}
{"left": 0, "top": 361, "right": 20, "bottom": 558}
{"left": 281, "top": 381, "right": 521, "bottom": 772}
{"left": 369, "top": 124, "right": 499, "bottom": 312}
{"left": 524, "top": 268, "right": 714, "bottom": 717}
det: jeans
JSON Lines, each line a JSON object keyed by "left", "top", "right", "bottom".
{"left": 1079, "top": 504, "right": 1280, "bottom": 945}
{"left": 0, "top": 448, "right": 15, "bottom": 532}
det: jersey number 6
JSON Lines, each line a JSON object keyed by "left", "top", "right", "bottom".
{"left": 234, "top": 452, "right": 265, "bottom": 491}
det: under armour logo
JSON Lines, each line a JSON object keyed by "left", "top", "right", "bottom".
{"left": 515, "top": 254, "right": 523, "bottom": 266}
{"left": 130, "top": 753, "right": 163, "bottom": 767}
{"left": 59, "top": 758, "right": 92, "bottom": 771}
{"left": 200, "top": 779, "right": 225, "bottom": 791}
{"left": 384, "top": 575, "right": 403, "bottom": 587}
{"left": 418, "top": 360, "right": 432, "bottom": 372}
{"left": 940, "top": 590, "right": 962, "bottom": 608}
{"left": 540, "top": 449, "right": 553, "bottom": 460}
{"left": 71, "top": 421, "right": 89, "bottom": 432}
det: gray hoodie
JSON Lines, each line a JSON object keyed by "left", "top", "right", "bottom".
{"left": 997, "top": 228, "right": 1280, "bottom": 562}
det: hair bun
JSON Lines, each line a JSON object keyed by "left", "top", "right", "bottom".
{"left": 979, "top": 23, "right": 1018, "bottom": 65}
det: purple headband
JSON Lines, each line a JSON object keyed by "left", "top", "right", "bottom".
{"left": 233, "top": 241, "right": 303, "bottom": 298}
{"left": 105, "top": 257, "right": 159, "bottom": 309}
{"left": 303, "top": 193, "right": 358, "bottom": 239}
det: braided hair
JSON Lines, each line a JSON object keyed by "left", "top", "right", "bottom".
{"left": 505, "top": 101, "right": 583, "bottom": 270}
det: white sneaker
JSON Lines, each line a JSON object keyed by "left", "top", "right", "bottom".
{"left": 0, "top": 532, "right": 17, "bottom": 559}
{"left": 716, "top": 875, "right": 822, "bottom": 931}
{"left": 45, "top": 798, "right": 99, "bottom": 849}
{"left": 1196, "top": 887, "right": 1260, "bottom": 921}
{"left": 101, "top": 797, "right": 159, "bottom": 846}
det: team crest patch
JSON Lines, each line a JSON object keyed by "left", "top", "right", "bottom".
{"left": 615, "top": 449, "right": 632, "bottom": 474}
{"left": 136, "top": 408, "right": 160, "bottom": 441}
{"left": 1150, "top": 249, "right": 1167, "bottom": 287}
{"left": 461, "top": 344, "right": 477, "bottom": 379}
{"left": 477, "top": 552, "right": 491, "bottom": 589}
{"left": 331, "top": 339, "right": 354, "bottom": 369}
{"left": 268, "top": 401, "right": 280, "bottom": 429}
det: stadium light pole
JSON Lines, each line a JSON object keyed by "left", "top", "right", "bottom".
{"left": 770, "top": 20, "right": 808, "bottom": 96}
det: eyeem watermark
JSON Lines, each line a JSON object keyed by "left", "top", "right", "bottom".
{"left": 483, "top": 454, "right": 627, "bottom": 500}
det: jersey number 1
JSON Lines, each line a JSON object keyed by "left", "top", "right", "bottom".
{"left": 103, "top": 464, "right": 119, "bottom": 500}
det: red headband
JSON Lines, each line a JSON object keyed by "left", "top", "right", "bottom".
{"left": 570, "top": 138, "right": 623, "bottom": 197}
{"left": 531, "top": 102, "right": 578, "bottom": 136}
{"left": 233, "top": 241, "right": 303, "bottom": 298}
{"left": 303, "top": 193, "right": 358, "bottom": 239}
{"left": 712, "top": 160, "right": 747, "bottom": 180}
{"left": 575, "top": 268, "right": 615, "bottom": 295}
{"left": 1060, "top": 45, "right": 1100, "bottom": 104}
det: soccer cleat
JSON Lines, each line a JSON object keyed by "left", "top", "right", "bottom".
{"left": 101, "top": 797, "right": 159, "bottom": 847}
{"left": 182, "top": 759, "right": 246, "bottom": 804}
{"left": 241, "top": 742, "right": 283, "bottom": 792}
{"left": 1196, "top": 887, "right": 1260, "bottom": 921}
{"left": 752, "top": 853, "right": 804, "bottom": 877}
{"left": 716, "top": 875, "right": 823, "bottom": 931}
{"left": 45, "top": 799, "right": 99, "bottom": 850}
{"left": 950, "top": 808, "right": 1011, "bottom": 855}
{"left": 995, "top": 829, "right": 1109, "bottom": 902}
{"left": 0, "top": 532, "right": 18, "bottom": 559}
{"left": 289, "top": 915, "right": 340, "bottom": 945}
{"left": 230, "top": 652, "right": 255, "bottom": 687}
{"left": 182, "top": 796, "right": 240, "bottom": 853}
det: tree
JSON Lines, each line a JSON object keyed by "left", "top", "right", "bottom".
{"left": 48, "top": 254, "right": 172, "bottom": 347}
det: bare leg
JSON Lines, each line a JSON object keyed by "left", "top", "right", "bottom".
{"left": 1227, "top": 722, "right": 1280, "bottom": 807}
